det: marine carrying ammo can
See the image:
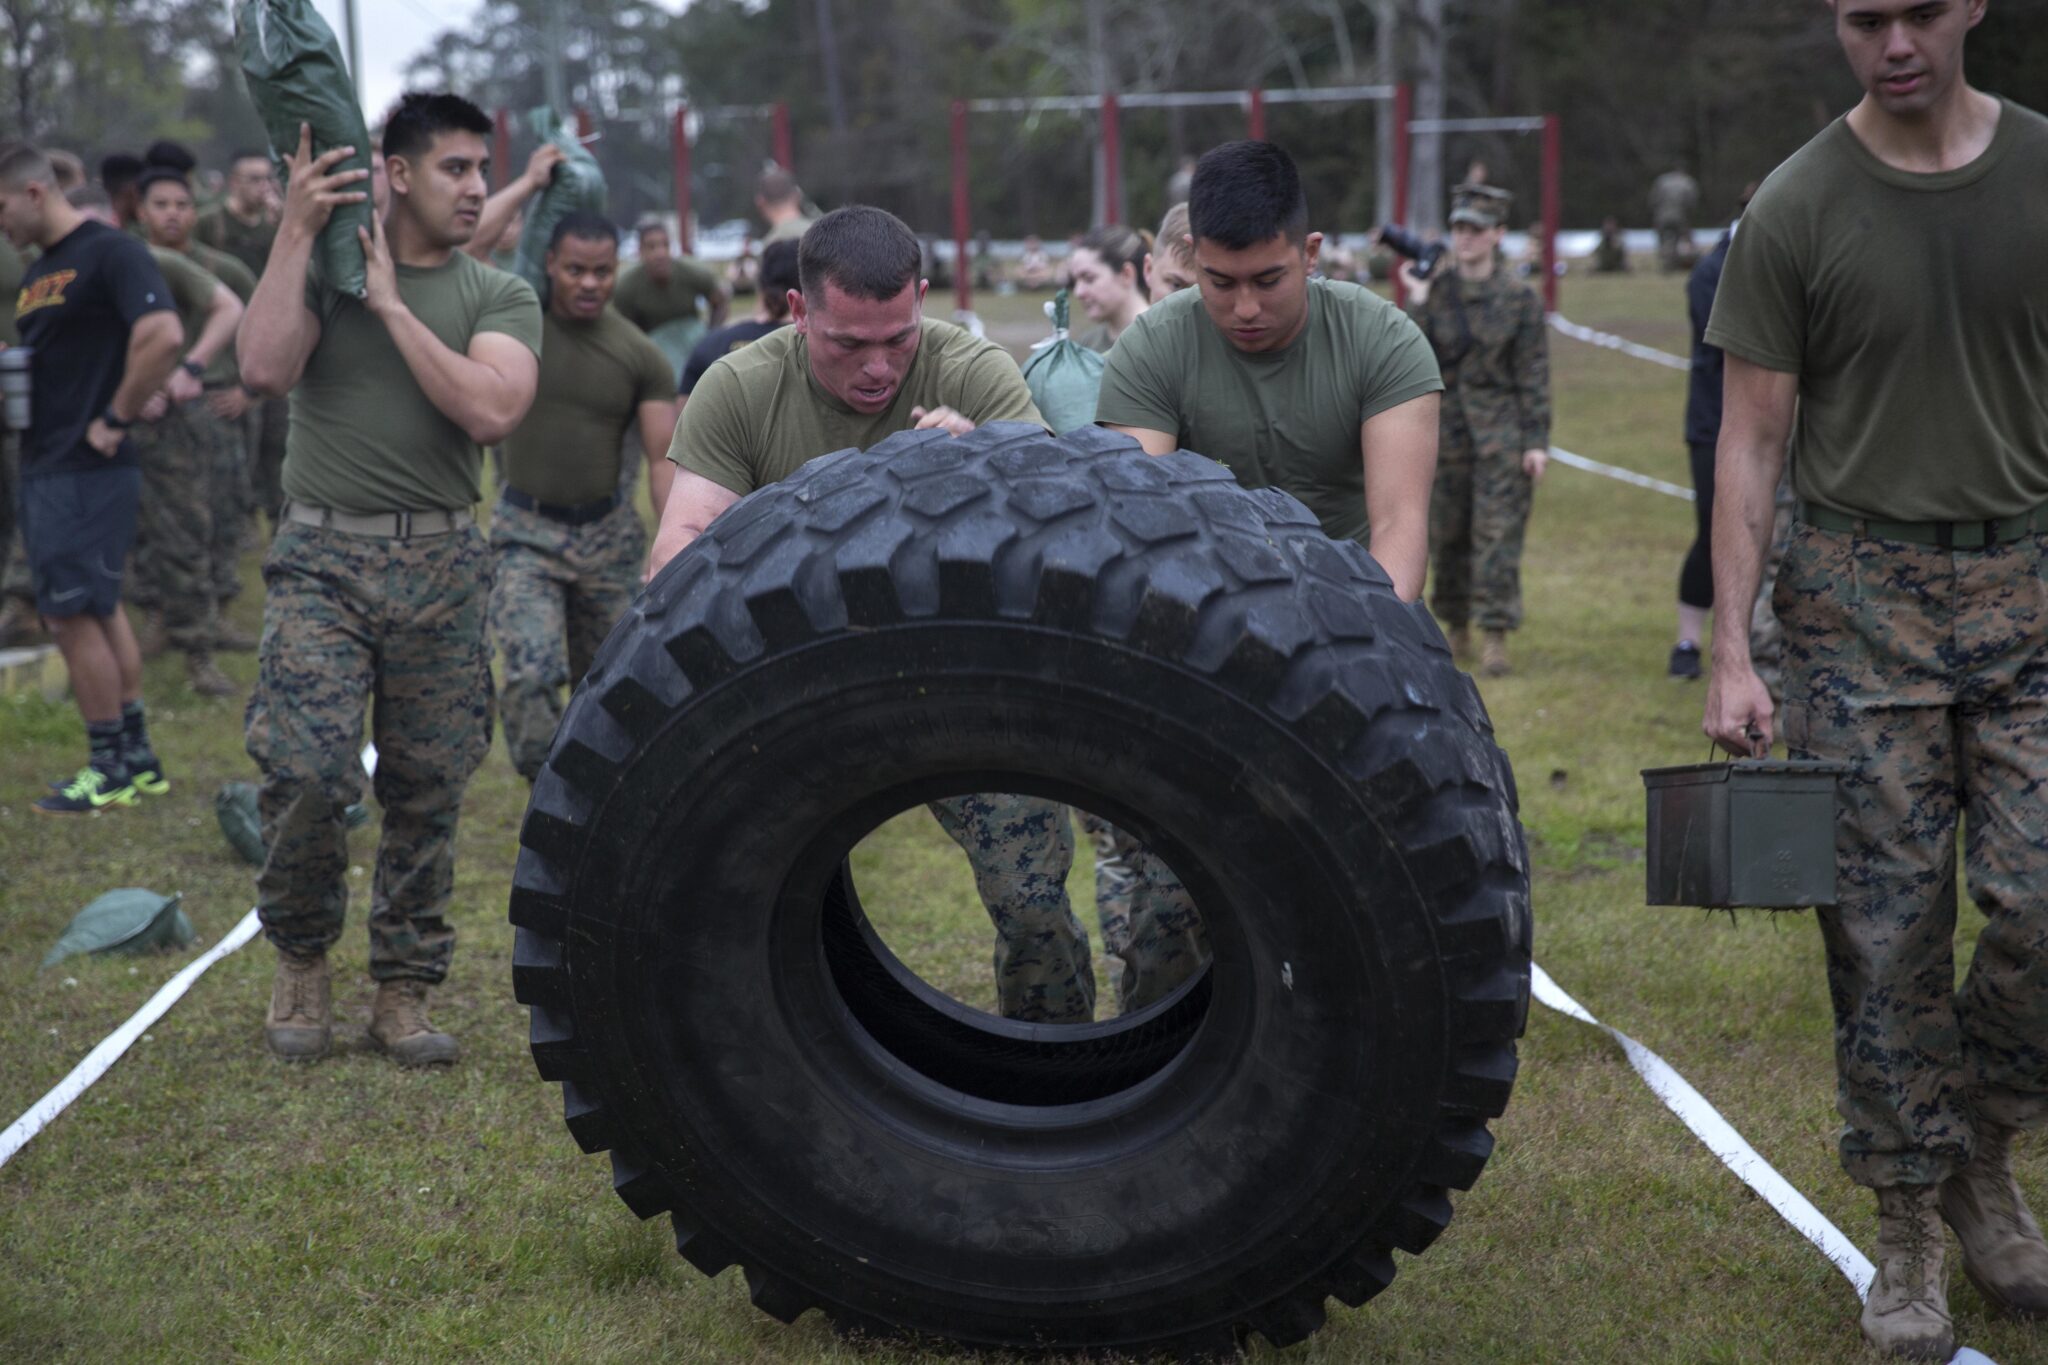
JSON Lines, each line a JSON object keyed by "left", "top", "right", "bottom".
{"left": 1641, "top": 760, "right": 1849, "bottom": 908}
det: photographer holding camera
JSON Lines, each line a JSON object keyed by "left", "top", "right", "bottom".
{"left": 1394, "top": 184, "right": 1552, "bottom": 677}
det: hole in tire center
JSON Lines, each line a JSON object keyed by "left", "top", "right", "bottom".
{"left": 849, "top": 794, "right": 1209, "bottom": 1028}
{"left": 818, "top": 793, "right": 1216, "bottom": 1108}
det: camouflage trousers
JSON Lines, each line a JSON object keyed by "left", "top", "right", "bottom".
{"left": 489, "top": 492, "right": 642, "bottom": 782}
{"left": 132, "top": 399, "right": 245, "bottom": 648}
{"left": 244, "top": 520, "right": 495, "bottom": 982}
{"left": 1777, "top": 523, "right": 2048, "bottom": 1187}
{"left": 928, "top": 793, "right": 1096, "bottom": 1024}
{"left": 1073, "top": 809, "right": 1210, "bottom": 1014}
{"left": 1429, "top": 416, "right": 1535, "bottom": 632}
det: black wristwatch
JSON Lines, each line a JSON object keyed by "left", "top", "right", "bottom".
{"left": 180, "top": 358, "right": 206, "bottom": 380}
{"left": 100, "top": 408, "right": 132, "bottom": 430}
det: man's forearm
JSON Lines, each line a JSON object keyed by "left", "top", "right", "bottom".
{"left": 239, "top": 227, "right": 319, "bottom": 394}
{"left": 378, "top": 307, "right": 530, "bottom": 444}
{"left": 465, "top": 178, "right": 540, "bottom": 261}
{"left": 1708, "top": 435, "right": 1783, "bottom": 669}
{"left": 185, "top": 290, "right": 243, "bottom": 370}
{"left": 109, "top": 317, "right": 185, "bottom": 419}
{"left": 1366, "top": 512, "right": 1428, "bottom": 601}
{"left": 646, "top": 453, "right": 676, "bottom": 516}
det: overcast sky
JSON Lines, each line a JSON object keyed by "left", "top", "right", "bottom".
{"left": 307, "top": 0, "right": 691, "bottom": 125}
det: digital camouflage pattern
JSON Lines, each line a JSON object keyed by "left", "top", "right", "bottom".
{"left": 130, "top": 401, "right": 241, "bottom": 649}
{"left": 1776, "top": 523, "right": 2048, "bottom": 1188}
{"left": 927, "top": 793, "right": 1096, "bottom": 1024}
{"left": 1412, "top": 269, "right": 1551, "bottom": 632}
{"left": 1074, "top": 809, "right": 1211, "bottom": 1013}
{"left": 489, "top": 493, "right": 643, "bottom": 782}
{"left": 1749, "top": 472, "right": 1797, "bottom": 702}
{"left": 244, "top": 521, "right": 495, "bottom": 981}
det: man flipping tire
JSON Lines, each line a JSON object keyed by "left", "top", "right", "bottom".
{"left": 647, "top": 204, "right": 1098, "bottom": 1025}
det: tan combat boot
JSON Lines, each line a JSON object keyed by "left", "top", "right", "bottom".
{"left": 1863, "top": 1183, "right": 1955, "bottom": 1360}
{"left": 367, "top": 979, "right": 459, "bottom": 1067}
{"left": 1941, "top": 1120, "right": 2048, "bottom": 1318}
{"left": 186, "top": 651, "right": 236, "bottom": 698}
{"left": 1481, "top": 629, "right": 1511, "bottom": 678}
{"left": 1446, "top": 625, "right": 1471, "bottom": 662}
{"left": 265, "top": 952, "right": 332, "bottom": 1061}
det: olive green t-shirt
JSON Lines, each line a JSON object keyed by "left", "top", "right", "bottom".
{"left": 180, "top": 242, "right": 256, "bottom": 386}
{"left": 764, "top": 215, "right": 815, "bottom": 245}
{"left": 285, "top": 250, "right": 542, "bottom": 514}
{"left": 1095, "top": 277, "right": 1443, "bottom": 546}
{"left": 503, "top": 306, "right": 674, "bottom": 505}
{"left": 1706, "top": 99, "right": 2048, "bottom": 521}
{"left": 670, "top": 318, "right": 1043, "bottom": 495}
{"left": 196, "top": 206, "right": 276, "bottom": 282}
{"left": 612, "top": 256, "right": 723, "bottom": 333}
{"left": 149, "top": 246, "right": 222, "bottom": 361}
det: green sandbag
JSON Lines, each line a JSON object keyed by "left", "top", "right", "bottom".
{"left": 216, "top": 781, "right": 370, "bottom": 868}
{"left": 1021, "top": 291, "right": 1107, "bottom": 436}
{"left": 236, "top": 0, "right": 373, "bottom": 298}
{"left": 42, "top": 890, "right": 196, "bottom": 970}
{"left": 510, "top": 106, "right": 607, "bottom": 294}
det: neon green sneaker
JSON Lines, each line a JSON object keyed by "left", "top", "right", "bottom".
{"left": 35, "top": 766, "right": 137, "bottom": 815}
{"left": 127, "top": 755, "right": 170, "bottom": 797}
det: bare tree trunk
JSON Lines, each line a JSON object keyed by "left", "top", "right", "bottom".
{"left": 815, "top": 0, "right": 847, "bottom": 132}
{"left": 1373, "top": 0, "right": 1399, "bottom": 225}
{"left": 1411, "top": 0, "right": 1446, "bottom": 230}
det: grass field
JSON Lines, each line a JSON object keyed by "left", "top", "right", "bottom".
{"left": 1, "top": 271, "right": 2040, "bottom": 1364}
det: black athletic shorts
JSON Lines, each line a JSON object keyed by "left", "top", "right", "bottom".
{"left": 18, "top": 464, "right": 141, "bottom": 620}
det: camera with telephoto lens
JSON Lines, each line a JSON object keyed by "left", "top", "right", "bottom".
{"left": 1378, "top": 225, "right": 1447, "bottom": 280}
{"left": 0, "top": 347, "right": 29, "bottom": 432}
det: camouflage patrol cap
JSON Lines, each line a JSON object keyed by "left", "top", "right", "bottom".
{"left": 1449, "top": 183, "right": 1513, "bottom": 229}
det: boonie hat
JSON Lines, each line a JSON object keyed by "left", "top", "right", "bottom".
{"left": 1449, "top": 183, "right": 1514, "bottom": 229}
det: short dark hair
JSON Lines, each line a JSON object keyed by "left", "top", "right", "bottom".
{"left": 143, "top": 139, "right": 197, "bottom": 173}
{"left": 634, "top": 215, "right": 668, "bottom": 244}
{"left": 0, "top": 142, "right": 54, "bottom": 190}
{"left": 67, "top": 184, "right": 113, "bottom": 211}
{"left": 549, "top": 210, "right": 618, "bottom": 251}
{"left": 1188, "top": 141, "right": 1309, "bottom": 250}
{"left": 231, "top": 148, "right": 272, "bottom": 168}
{"left": 758, "top": 238, "right": 801, "bottom": 315}
{"left": 99, "top": 153, "right": 144, "bottom": 195}
{"left": 755, "top": 165, "right": 800, "bottom": 207}
{"left": 798, "top": 206, "right": 921, "bottom": 303}
{"left": 137, "top": 166, "right": 191, "bottom": 198}
{"left": 382, "top": 91, "right": 492, "bottom": 163}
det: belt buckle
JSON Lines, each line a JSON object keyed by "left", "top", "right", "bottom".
{"left": 394, "top": 511, "right": 413, "bottom": 539}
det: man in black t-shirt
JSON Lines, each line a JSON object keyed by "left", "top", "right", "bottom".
{"left": 0, "top": 144, "right": 184, "bottom": 814}
{"left": 678, "top": 239, "right": 798, "bottom": 403}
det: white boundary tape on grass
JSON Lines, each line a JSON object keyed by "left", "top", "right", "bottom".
{"left": 0, "top": 909, "right": 263, "bottom": 1170}
{"left": 1531, "top": 963, "right": 1879, "bottom": 1300}
{"left": 1549, "top": 446, "right": 1694, "bottom": 502}
{"left": 1549, "top": 313, "right": 1691, "bottom": 372}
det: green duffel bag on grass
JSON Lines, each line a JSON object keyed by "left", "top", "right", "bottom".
{"left": 41, "top": 890, "right": 197, "bottom": 970}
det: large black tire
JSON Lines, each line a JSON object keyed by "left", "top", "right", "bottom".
{"left": 511, "top": 424, "right": 1530, "bottom": 1358}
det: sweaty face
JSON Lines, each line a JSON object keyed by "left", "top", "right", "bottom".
{"left": 1192, "top": 232, "right": 1322, "bottom": 355}
{"left": 793, "top": 279, "right": 926, "bottom": 414}
{"left": 546, "top": 233, "right": 619, "bottom": 321}
{"left": 388, "top": 131, "right": 489, "bottom": 247}
{"left": 1069, "top": 247, "right": 1135, "bottom": 323}
{"left": 1833, "top": 0, "right": 1985, "bottom": 115}
{"left": 140, "top": 182, "right": 197, "bottom": 250}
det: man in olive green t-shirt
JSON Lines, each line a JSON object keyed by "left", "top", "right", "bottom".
{"left": 1097, "top": 141, "right": 1442, "bottom": 601}
{"left": 491, "top": 211, "right": 677, "bottom": 782}
{"left": 1701, "top": 4, "right": 2048, "bottom": 1356}
{"left": 195, "top": 150, "right": 278, "bottom": 279}
{"left": 650, "top": 204, "right": 1098, "bottom": 1027}
{"left": 238, "top": 96, "right": 542, "bottom": 1070}
{"left": 137, "top": 168, "right": 262, "bottom": 681}
{"left": 616, "top": 218, "right": 729, "bottom": 364}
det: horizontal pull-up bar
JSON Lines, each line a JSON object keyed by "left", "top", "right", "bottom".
{"left": 965, "top": 84, "right": 1399, "bottom": 117}
{"left": 1408, "top": 116, "right": 1550, "bottom": 134}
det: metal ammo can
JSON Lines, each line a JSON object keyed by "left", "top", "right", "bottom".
{"left": 1641, "top": 759, "right": 1849, "bottom": 908}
